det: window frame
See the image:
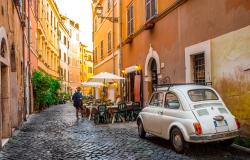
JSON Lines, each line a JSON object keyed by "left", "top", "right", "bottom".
{"left": 94, "top": 47, "right": 98, "bottom": 63}
{"left": 164, "top": 91, "right": 181, "bottom": 110}
{"left": 145, "top": 0, "right": 157, "bottom": 21}
{"left": 188, "top": 89, "right": 219, "bottom": 102}
{"left": 127, "top": 3, "right": 134, "bottom": 36}
{"left": 108, "top": 31, "right": 112, "bottom": 53}
{"left": 107, "top": 0, "right": 111, "bottom": 11}
{"left": 149, "top": 91, "right": 165, "bottom": 108}
{"left": 100, "top": 40, "right": 104, "bottom": 60}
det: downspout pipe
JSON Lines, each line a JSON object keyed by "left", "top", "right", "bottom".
{"left": 22, "top": 0, "right": 27, "bottom": 121}
{"left": 27, "top": 0, "right": 32, "bottom": 114}
{"left": 112, "top": 0, "right": 115, "bottom": 74}
{"left": 118, "top": 0, "right": 123, "bottom": 97}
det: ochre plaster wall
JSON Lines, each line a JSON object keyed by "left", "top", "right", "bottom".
{"left": 212, "top": 25, "right": 250, "bottom": 136}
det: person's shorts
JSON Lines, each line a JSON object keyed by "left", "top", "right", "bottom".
{"left": 74, "top": 105, "right": 83, "bottom": 110}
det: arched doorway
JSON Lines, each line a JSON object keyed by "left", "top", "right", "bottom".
{"left": 144, "top": 46, "right": 161, "bottom": 103}
{"left": 150, "top": 58, "right": 158, "bottom": 92}
{"left": 0, "top": 28, "right": 11, "bottom": 146}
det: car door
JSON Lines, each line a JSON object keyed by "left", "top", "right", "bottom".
{"left": 142, "top": 92, "right": 165, "bottom": 135}
{"left": 161, "top": 92, "right": 183, "bottom": 138}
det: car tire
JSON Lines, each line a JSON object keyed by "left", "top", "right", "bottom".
{"left": 220, "top": 138, "right": 235, "bottom": 147}
{"left": 138, "top": 120, "right": 146, "bottom": 138}
{"left": 171, "top": 128, "right": 188, "bottom": 153}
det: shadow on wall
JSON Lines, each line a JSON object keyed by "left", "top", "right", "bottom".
{"left": 215, "top": 69, "right": 250, "bottom": 136}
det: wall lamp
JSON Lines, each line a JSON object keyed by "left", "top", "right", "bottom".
{"left": 95, "top": 4, "right": 118, "bottom": 23}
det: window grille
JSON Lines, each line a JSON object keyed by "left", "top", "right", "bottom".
{"left": 192, "top": 53, "right": 205, "bottom": 84}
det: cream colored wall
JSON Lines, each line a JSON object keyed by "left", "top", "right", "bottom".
{"left": 37, "top": 0, "right": 60, "bottom": 78}
{"left": 211, "top": 25, "right": 250, "bottom": 136}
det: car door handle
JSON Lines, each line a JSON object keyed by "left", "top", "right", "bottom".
{"left": 158, "top": 111, "right": 163, "bottom": 115}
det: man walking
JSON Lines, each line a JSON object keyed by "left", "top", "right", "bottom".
{"left": 72, "top": 87, "right": 84, "bottom": 119}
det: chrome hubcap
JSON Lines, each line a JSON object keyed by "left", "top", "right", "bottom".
{"left": 173, "top": 134, "right": 182, "bottom": 149}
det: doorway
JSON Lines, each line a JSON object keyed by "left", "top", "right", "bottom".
{"left": 150, "top": 59, "right": 158, "bottom": 92}
{"left": 0, "top": 36, "right": 11, "bottom": 147}
{"left": 1, "top": 64, "right": 9, "bottom": 137}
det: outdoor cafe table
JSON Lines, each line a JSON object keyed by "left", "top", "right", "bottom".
{"left": 86, "top": 104, "right": 133, "bottom": 124}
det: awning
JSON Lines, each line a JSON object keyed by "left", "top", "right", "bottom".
{"left": 81, "top": 81, "right": 104, "bottom": 87}
{"left": 89, "top": 72, "right": 125, "bottom": 83}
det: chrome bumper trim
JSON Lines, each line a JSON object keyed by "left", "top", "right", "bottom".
{"left": 190, "top": 131, "right": 239, "bottom": 141}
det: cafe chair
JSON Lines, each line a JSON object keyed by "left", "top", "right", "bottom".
{"left": 94, "top": 104, "right": 108, "bottom": 124}
{"left": 115, "top": 102, "right": 127, "bottom": 122}
{"left": 132, "top": 102, "right": 141, "bottom": 121}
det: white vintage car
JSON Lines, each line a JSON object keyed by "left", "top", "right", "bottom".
{"left": 137, "top": 84, "right": 240, "bottom": 153}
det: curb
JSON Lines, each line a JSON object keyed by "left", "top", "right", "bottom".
{"left": 232, "top": 144, "right": 250, "bottom": 153}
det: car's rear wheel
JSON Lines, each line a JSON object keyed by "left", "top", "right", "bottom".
{"left": 171, "top": 128, "right": 188, "bottom": 153}
{"left": 138, "top": 120, "right": 146, "bottom": 138}
{"left": 220, "top": 138, "right": 235, "bottom": 147}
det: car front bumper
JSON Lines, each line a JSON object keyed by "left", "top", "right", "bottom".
{"left": 189, "top": 131, "right": 239, "bottom": 143}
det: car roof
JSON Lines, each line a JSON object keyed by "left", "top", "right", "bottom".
{"left": 157, "top": 84, "right": 213, "bottom": 92}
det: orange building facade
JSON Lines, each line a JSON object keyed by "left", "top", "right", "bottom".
{"left": 120, "top": 0, "right": 250, "bottom": 135}
{"left": 93, "top": 0, "right": 250, "bottom": 135}
{"left": 93, "top": 0, "right": 120, "bottom": 101}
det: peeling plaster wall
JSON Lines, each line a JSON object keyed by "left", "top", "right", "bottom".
{"left": 212, "top": 25, "right": 250, "bottom": 136}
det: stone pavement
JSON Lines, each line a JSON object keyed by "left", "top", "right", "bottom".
{"left": 0, "top": 104, "right": 249, "bottom": 160}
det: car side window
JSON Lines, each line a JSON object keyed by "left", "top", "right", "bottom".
{"left": 149, "top": 92, "right": 164, "bottom": 107}
{"left": 165, "top": 92, "right": 180, "bottom": 109}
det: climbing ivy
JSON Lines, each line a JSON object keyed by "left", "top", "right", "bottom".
{"left": 32, "top": 71, "right": 61, "bottom": 111}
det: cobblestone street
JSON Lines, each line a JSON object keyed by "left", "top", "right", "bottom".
{"left": 0, "top": 104, "right": 249, "bottom": 160}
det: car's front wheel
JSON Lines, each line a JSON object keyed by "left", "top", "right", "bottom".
{"left": 138, "top": 120, "right": 146, "bottom": 138}
{"left": 171, "top": 128, "right": 188, "bottom": 153}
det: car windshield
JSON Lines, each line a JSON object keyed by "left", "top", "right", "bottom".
{"left": 188, "top": 89, "right": 219, "bottom": 102}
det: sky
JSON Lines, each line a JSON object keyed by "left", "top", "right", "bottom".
{"left": 55, "top": 0, "right": 93, "bottom": 50}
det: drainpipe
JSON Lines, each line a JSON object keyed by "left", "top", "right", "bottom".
{"left": 118, "top": 0, "right": 123, "bottom": 97}
{"left": 22, "top": 0, "right": 27, "bottom": 121}
{"left": 27, "top": 0, "right": 32, "bottom": 115}
{"left": 112, "top": 0, "right": 115, "bottom": 74}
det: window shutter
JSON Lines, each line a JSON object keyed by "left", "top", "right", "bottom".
{"left": 131, "top": 5, "right": 134, "bottom": 34}
{"left": 151, "top": 0, "right": 156, "bottom": 16}
{"left": 146, "top": 2, "right": 150, "bottom": 20}
{"left": 127, "top": 8, "right": 130, "bottom": 36}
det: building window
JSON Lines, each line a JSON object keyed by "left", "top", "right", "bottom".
{"left": 64, "top": 53, "right": 66, "bottom": 63}
{"left": 64, "top": 69, "right": 66, "bottom": 80}
{"left": 146, "top": 0, "right": 157, "bottom": 21}
{"left": 192, "top": 53, "right": 205, "bottom": 84}
{"left": 68, "top": 57, "right": 71, "bottom": 65}
{"left": 127, "top": 4, "right": 134, "bottom": 36}
{"left": 88, "top": 67, "right": 93, "bottom": 74}
{"left": 88, "top": 55, "right": 92, "bottom": 62}
{"left": 60, "top": 68, "right": 63, "bottom": 78}
{"left": 50, "top": 11, "right": 53, "bottom": 26}
{"left": 64, "top": 36, "right": 66, "bottom": 45}
{"left": 94, "top": 47, "right": 97, "bottom": 63}
{"left": 100, "top": 40, "right": 104, "bottom": 59}
{"left": 107, "top": 0, "right": 111, "bottom": 11}
{"left": 108, "top": 32, "right": 111, "bottom": 52}
{"left": 59, "top": 49, "right": 61, "bottom": 59}
{"left": 58, "top": 31, "right": 61, "bottom": 41}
